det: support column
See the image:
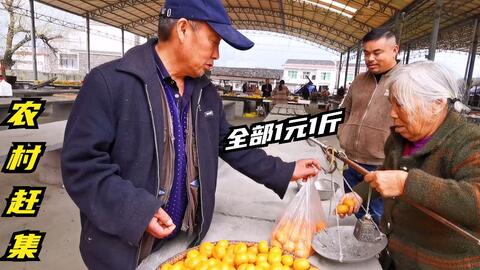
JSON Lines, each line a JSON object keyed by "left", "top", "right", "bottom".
{"left": 29, "top": 0, "right": 38, "bottom": 80}
{"left": 344, "top": 49, "right": 350, "bottom": 88}
{"left": 354, "top": 43, "right": 361, "bottom": 76}
{"left": 466, "top": 18, "right": 480, "bottom": 104}
{"left": 428, "top": 0, "right": 443, "bottom": 61}
{"left": 335, "top": 53, "right": 343, "bottom": 90}
{"left": 86, "top": 13, "right": 91, "bottom": 72}
{"left": 465, "top": 18, "right": 478, "bottom": 80}
{"left": 395, "top": 11, "right": 405, "bottom": 48}
{"left": 406, "top": 43, "right": 411, "bottom": 64}
{"left": 121, "top": 27, "right": 125, "bottom": 56}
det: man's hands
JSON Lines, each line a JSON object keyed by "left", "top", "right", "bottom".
{"left": 146, "top": 208, "right": 176, "bottom": 239}
{"left": 291, "top": 159, "right": 322, "bottom": 181}
{"left": 364, "top": 170, "right": 408, "bottom": 198}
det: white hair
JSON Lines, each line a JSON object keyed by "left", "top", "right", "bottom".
{"left": 385, "top": 61, "right": 470, "bottom": 116}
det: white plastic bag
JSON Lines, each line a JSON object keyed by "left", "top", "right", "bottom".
{"left": 0, "top": 80, "right": 13, "bottom": 97}
{"left": 271, "top": 177, "right": 326, "bottom": 258}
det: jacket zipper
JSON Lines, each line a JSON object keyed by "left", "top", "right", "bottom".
{"left": 194, "top": 89, "right": 204, "bottom": 245}
{"left": 135, "top": 83, "right": 162, "bottom": 266}
{"left": 354, "top": 74, "right": 378, "bottom": 155}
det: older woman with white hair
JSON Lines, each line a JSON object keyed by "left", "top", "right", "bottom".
{"left": 340, "top": 61, "right": 480, "bottom": 270}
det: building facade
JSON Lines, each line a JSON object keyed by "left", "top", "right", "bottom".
{"left": 282, "top": 59, "right": 366, "bottom": 93}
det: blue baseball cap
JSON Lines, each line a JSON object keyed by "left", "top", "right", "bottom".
{"left": 161, "top": 0, "right": 254, "bottom": 50}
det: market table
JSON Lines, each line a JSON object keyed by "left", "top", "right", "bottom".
{"left": 138, "top": 105, "right": 381, "bottom": 270}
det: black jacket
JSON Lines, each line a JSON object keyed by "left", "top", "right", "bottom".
{"left": 61, "top": 38, "right": 295, "bottom": 270}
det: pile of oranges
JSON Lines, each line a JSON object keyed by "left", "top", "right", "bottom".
{"left": 160, "top": 240, "right": 317, "bottom": 270}
{"left": 270, "top": 220, "right": 326, "bottom": 258}
{"left": 335, "top": 198, "right": 356, "bottom": 215}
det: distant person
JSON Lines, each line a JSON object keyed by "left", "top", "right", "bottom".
{"left": 337, "top": 86, "right": 345, "bottom": 97}
{"left": 242, "top": 82, "right": 248, "bottom": 93}
{"left": 261, "top": 79, "right": 273, "bottom": 97}
{"left": 272, "top": 80, "right": 289, "bottom": 104}
{"left": 338, "top": 27, "right": 400, "bottom": 224}
{"left": 320, "top": 86, "right": 330, "bottom": 98}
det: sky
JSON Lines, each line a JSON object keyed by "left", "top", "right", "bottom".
{"left": 1, "top": 0, "right": 480, "bottom": 80}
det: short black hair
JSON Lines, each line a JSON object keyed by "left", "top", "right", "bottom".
{"left": 362, "top": 28, "right": 397, "bottom": 44}
{"left": 157, "top": 16, "right": 178, "bottom": 41}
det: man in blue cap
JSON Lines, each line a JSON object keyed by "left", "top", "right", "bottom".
{"left": 61, "top": 1, "right": 321, "bottom": 269}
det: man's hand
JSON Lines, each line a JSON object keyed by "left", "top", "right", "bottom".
{"left": 291, "top": 159, "right": 322, "bottom": 181}
{"left": 364, "top": 170, "right": 408, "bottom": 198}
{"left": 146, "top": 208, "right": 176, "bottom": 239}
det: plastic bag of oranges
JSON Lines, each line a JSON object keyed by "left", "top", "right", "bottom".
{"left": 271, "top": 178, "right": 326, "bottom": 258}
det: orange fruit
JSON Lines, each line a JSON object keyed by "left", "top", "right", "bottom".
{"left": 271, "top": 239, "right": 282, "bottom": 248}
{"left": 247, "top": 252, "right": 257, "bottom": 264}
{"left": 238, "top": 264, "right": 249, "bottom": 270}
{"left": 293, "top": 258, "right": 310, "bottom": 270}
{"left": 275, "top": 230, "right": 288, "bottom": 244}
{"left": 258, "top": 240, "right": 269, "bottom": 253}
{"left": 187, "top": 249, "right": 200, "bottom": 259}
{"left": 270, "top": 246, "right": 283, "bottom": 256}
{"left": 256, "top": 261, "right": 270, "bottom": 270}
{"left": 222, "top": 254, "right": 235, "bottom": 266}
{"left": 185, "top": 257, "right": 201, "bottom": 269}
{"left": 160, "top": 263, "right": 172, "bottom": 270}
{"left": 218, "top": 262, "right": 230, "bottom": 270}
{"left": 343, "top": 198, "right": 356, "bottom": 209}
{"left": 267, "top": 253, "right": 282, "bottom": 265}
{"left": 336, "top": 204, "right": 349, "bottom": 215}
{"left": 216, "top": 240, "right": 229, "bottom": 248}
{"left": 235, "top": 253, "right": 249, "bottom": 266}
{"left": 199, "top": 242, "right": 214, "bottom": 257}
{"left": 281, "top": 255, "right": 294, "bottom": 266}
{"left": 283, "top": 241, "right": 295, "bottom": 253}
{"left": 315, "top": 222, "right": 326, "bottom": 233}
{"left": 256, "top": 253, "right": 268, "bottom": 264}
{"left": 234, "top": 243, "right": 248, "bottom": 254}
{"left": 247, "top": 246, "right": 259, "bottom": 255}
{"left": 271, "top": 262, "right": 284, "bottom": 270}
{"left": 171, "top": 262, "right": 183, "bottom": 270}
{"left": 213, "top": 245, "right": 227, "bottom": 260}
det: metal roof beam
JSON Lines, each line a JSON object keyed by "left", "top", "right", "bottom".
{"left": 122, "top": 6, "right": 359, "bottom": 46}
{"left": 89, "top": 0, "right": 156, "bottom": 18}
{"left": 227, "top": 7, "right": 358, "bottom": 44}
{"left": 362, "top": 0, "right": 398, "bottom": 16}
{"left": 285, "top": 0, "right": 371, "bottom": 33}
{"left": 234, "top": 20, "right": 347, "bottom": 52}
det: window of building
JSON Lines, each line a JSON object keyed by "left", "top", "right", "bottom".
{"left": 59, "top": 53, "right": 79, "bottom": 70}
{"left": 319, "top": 72, "right": 331, "bottom": 81}
{"left": 311, "top": 75, "right": 316, "bottom": 80}
{"left": 347, "top": 74, "right": 354, "bottom": 83}
{"left": 288, "top": 70, "right": 298, "bottom": 79}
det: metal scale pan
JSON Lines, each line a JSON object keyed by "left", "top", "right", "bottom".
{"left": 312, "top": 225, "right": 388, "bottom": 263}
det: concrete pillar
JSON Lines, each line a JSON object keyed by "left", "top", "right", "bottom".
{"left": 344, "top": 49, "right": 350, "bottom": 88}
{"left": 428, "top": 0, "right": 443, "bottom": 61}
{"left": 29, "top": 0, "right": 38, "bottom": 80}
{"left": 86, "top": 13, "right": 91, "bottom": 72}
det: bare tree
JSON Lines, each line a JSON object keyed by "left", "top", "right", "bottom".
{"left": 1, "top": 0, "right": 61, "bottom": 78}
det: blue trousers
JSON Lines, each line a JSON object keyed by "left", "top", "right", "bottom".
{"left": 343, "top": 163, "right": 383, "bottom": 224}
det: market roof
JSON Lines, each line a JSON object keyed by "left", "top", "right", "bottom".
{"left": 35, "top": 0, "right": 480, "bottom": 53}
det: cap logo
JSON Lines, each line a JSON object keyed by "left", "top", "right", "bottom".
{"left": 161, "top": 8, "right": 172, "bottom": 17}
